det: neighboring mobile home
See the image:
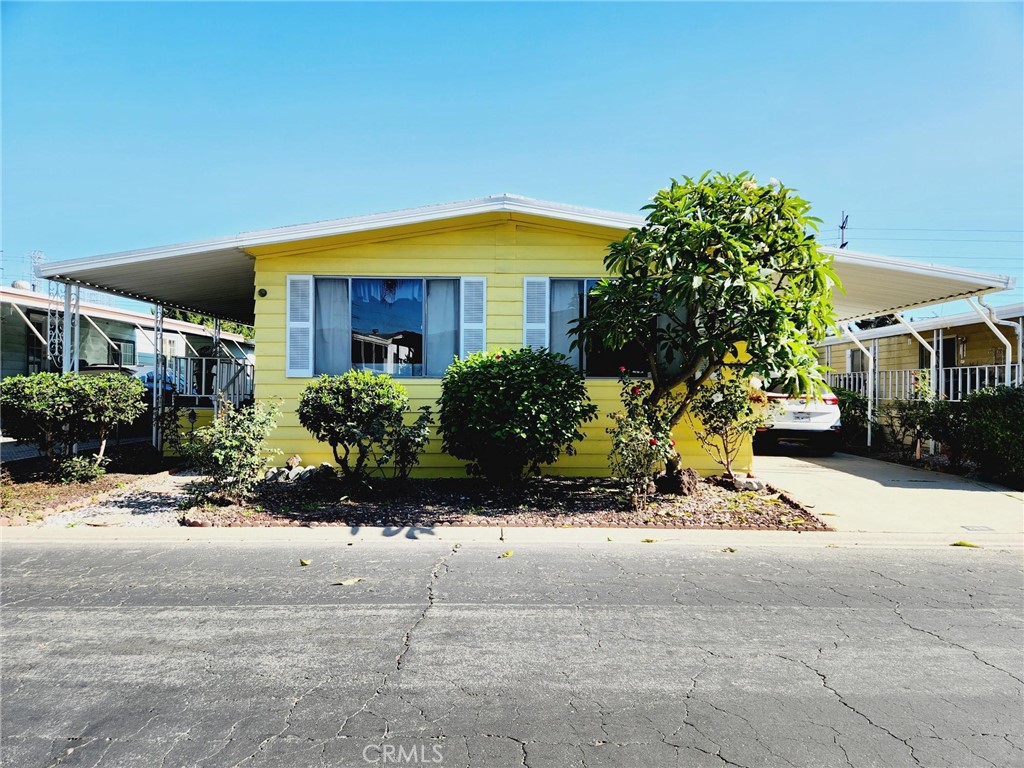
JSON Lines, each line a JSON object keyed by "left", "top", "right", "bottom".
{"left": 0, "top": 284, "right": 255, "bottom": 406}
{"left": 818, "top": 302, "right": 1022, "bottom": 402}
{"left": 35, "top": 195, "right": 1017, "bottom": 477}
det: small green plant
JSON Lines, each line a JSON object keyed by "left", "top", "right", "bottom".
{"left": 950, "top": 541, "right": 981, "bottom": 548}
{"left": 688, "top": 377, "right": 769, "bottom": 480}
{"left": 180, "top": 398, "right": 281, "bottom": 497}
{"left": 437, "top": 348, "right": 597, "bottom": 487}
{"left": 74, "top": 373, "right": 147, "bottom": 463}
{"left": 297, "top": 371, "right": 432, "bottom": 482}
{"left": 607, "top": 370, "right": 676, "bottom": 511}
{"left": 55, "top": 455, "right": 108, "bottom": 484}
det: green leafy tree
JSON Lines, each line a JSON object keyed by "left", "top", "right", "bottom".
{"left": 297, "top": 371, "right": 431, "bottom": 482}
{"left": 437, "top": 348, "right": 598, "bottom": 486}
{"left": 572, "top": 171, "right": 838, "bottom": 474}
{"left": 0, "top": 373, "right": 88, "bottom": 460}
{"left": 76, "top": 373, "right": 147, "bottom": 463}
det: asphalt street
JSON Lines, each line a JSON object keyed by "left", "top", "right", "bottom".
{"left": 1, "top": 539, "right": 1022, "bottom": 768}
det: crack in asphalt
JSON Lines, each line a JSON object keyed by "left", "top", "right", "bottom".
{"left": 335, "top": 544, "right": 461, "bottom": 740}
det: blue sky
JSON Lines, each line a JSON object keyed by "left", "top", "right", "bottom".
{"left": 3, "top": 2, "right": 1022, "bottom": 319}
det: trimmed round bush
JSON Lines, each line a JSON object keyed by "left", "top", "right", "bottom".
{"left": 298, "top": 371, "right": 430, "bottom": 480}
{"left": 437, "top": 348, "right": 597, "bottom": 486}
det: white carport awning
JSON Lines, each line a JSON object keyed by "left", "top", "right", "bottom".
{"left": 823, "top": 247, "right": 1017, "bottom": 322}
{"left": 37, "top": 195, "right": 1017, "bottom": 326}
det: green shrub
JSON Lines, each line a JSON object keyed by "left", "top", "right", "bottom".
{"left": 0, "top": 372, "right": 145, "bottom": 467}
{"left": 833, "top": 387, "right": 870, "bottom": 450}
{"left": 0, "top": 373, "right": 90, "bottom": 460}
{"left": 55, "top": 455, "right": 108, "bottom": 484}
{"left": 181, "top": 399, "right": 281, "bottom": 496}
{"left": 923, "top": 400, "right": 970, "bottom": 471}
{"left": 963, "top": 385, "right": 1023, "bottom": 489}
{"left": 75, "top": 374, "right": 147, "bottom": 461}
{"left": 688, "top": 377, "right": 769, "bottom": 480}
{"left": 878, "top": 398, "right": 933, "bottom": 462}
{"left": 607, "top": 371, "right": 676, "bottom": 511}
{"left": 297, "top": 371, "right": 431, "bottom": 481}
{"left": 438, "top": 348, "right": 597, "bottom": 486}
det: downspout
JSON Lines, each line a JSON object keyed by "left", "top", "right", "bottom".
{"left": 978, "top": 296, "right": 1022, "bottom": 386}
{"left": 842, "top": 323, "right": 874, "bottom": 449}
{"left": 968, "top": 298, "right": 1013, "bottom": 386}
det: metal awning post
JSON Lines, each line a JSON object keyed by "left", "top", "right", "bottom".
{"left": 152, "top": 305, "right": 164, "bottom": 450}
{"left": 894, "top": 312, "right": 936, "bottom": 453}
{"left": 967, "top": 298, "right": 1013, "bottom": 386}
{"left": 62, "top": 288, "right": 73, "bottom": 373}
{"left": 842, "top": 323, "right": 874, "bottom": 449}
{"left": 71, "top": 285, "right": 81, "bottom": 373}
{"left": 212, "top": 318, "right": 222, "bottom": 416}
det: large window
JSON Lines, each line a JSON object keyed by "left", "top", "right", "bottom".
{"left": 546, "top": 278, "right": 648, "bottom": 377}
{"left": 308, "top": 277, "right": 461, "bottom": 378}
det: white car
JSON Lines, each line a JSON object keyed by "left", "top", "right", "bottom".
{"left": 754, "top": 384, "right": 842, "bottom": 456}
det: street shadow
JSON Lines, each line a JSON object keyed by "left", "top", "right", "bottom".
{"left": 349, "top": 525, "right": 438, "bottom": 540}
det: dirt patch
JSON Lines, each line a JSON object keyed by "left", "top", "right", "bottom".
{"left": 180, "top": 475, "right": 829, "bottom": 531}
{"left": 0, "top": 447, "right": 180, "bottom": 525}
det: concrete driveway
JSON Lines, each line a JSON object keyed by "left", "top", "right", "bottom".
{"left": 755, "top": 453, "right": 1024, "bottom": 536}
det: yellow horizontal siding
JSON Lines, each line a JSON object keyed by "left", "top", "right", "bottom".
{"left": 250, "top": 216, "right": 750, "bottom": 478}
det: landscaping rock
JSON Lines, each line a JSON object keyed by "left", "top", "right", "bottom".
{"left": 299, "top": 467, "right": 317, "bottom": 482}
{"left": 286, "top": 467, "right": 305, "bottom": 482}
{"left": 286, "top": 454, "right": 302, "bottom": 469}
{"left": 734, "top": 475, "right": 766, "bottom": 492}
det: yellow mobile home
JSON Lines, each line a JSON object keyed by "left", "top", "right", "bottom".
{"left": 37, "top": 195, "right": 1017, "bottom": 476}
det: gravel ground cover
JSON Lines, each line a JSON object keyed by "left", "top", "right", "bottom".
{"left": 181, "top": 475, "right": 828, "bottom": 531}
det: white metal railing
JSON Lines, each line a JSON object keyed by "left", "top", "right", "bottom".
{"left": 168, "top": 356, "right": 254, "bottom": 407}
{"left": 937, "top": 364, "right": 1020, "bottom": 402}
{"left": 829, "top": 364, "right": 1021, "bottom": 403}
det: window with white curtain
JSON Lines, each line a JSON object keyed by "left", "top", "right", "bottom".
{"left": 546, "top": 278, "right": 649, "bottom": 377}
{"left": 310, "top": 277, "right": 460, "bottom": 377}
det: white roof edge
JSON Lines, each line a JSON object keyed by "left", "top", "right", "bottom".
{"left": 38, "top": 194, "right": 647, "bottom": 276}
{"left": 0, "top": 286, "right": 253, "bottom": 343}
{"left": 818, "top": 300, "right": 1024, "bottom": 345}
{"left": 822, "top": 247, "right": 1018, "bottom": 292}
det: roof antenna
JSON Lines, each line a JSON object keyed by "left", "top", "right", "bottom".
{"left": 839, "top": 211, "right": 849, "bottom": 249}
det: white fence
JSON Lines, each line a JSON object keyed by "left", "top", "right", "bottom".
{"left": 168, "top": 356, "right": 255, "bottom": 407}
{"left": 829, "top": 364, "right": 1020, "bottom": 403}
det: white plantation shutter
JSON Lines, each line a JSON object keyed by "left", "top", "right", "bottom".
{"left": 286, "top": 275, "right": 315, "bottom": 377}
{"left": 459, "top": 277, "right": 486, "bottom": 357}
{"left": 523, "top": 277, "right": 550, "bottom": 349}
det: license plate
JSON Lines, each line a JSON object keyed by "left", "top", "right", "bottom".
{"left": 794, "top": 412, "right": 811, "bottom": 421}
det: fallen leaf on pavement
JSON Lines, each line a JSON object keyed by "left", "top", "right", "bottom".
{"left": 333, "top": 577, "right": 365, "bottom": 586}
{"left": 721, "top": 547, "right": 736, "bottom": 553}
{"left": 299, "top": 559, "right": 311, "bottom": 566}
{"left": 641, "top": 538, "right": 656, "bottom": 543}
{"left": 498, "top": 550, "right": 514, "bottom": 559}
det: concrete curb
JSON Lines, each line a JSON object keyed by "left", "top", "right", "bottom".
{"left": 2, "top": 525, "right": 1021, "bottom": 550}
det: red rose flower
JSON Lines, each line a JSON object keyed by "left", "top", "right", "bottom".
{"left": 649, "top": 438, "right": 658, "bottom": 445}
{"left": 494, "top": 355, "right": 502, "bottom": 360}
{"left": 670, "top": 439, "right": 676, "bottom": 447}
{"left": 631, "top": 386, "right": 640, "bottom": 396}
{"left": 619, "top": 366, "right": 626, "bottom": 373}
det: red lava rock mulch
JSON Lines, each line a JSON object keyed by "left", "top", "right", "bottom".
{"left": 180, "top": 475, "right": 829, "bottom": 531}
